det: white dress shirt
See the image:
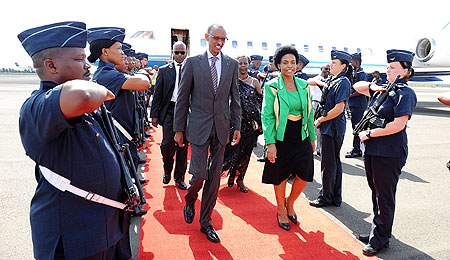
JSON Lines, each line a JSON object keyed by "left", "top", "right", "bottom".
{"left": 171, "top": 62, "right": 182, "bottom": 102}
{"left": 207, "top": 50, "right": 222, "bottom": 87}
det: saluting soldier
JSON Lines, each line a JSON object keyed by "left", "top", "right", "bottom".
{"left": 353, "top": 49, "right": 417, "bottom": 256}
{"left": 294, "top": 54, "right": 309, "bottom": 80}
{"left": 310, "top": 50, "right": 352, "bottom": 208}
{"left": 18, "top": 21, "right": 126, "bottom": 260}
{"left": 346, "top": 52, "right": 368, "bottom": 158}
{"left": 87, "top": 27, "right": 151, "bottom": 260}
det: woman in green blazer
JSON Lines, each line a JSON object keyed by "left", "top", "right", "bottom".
{"left": 262, "top": 46, "right": 316, "bottom": 231}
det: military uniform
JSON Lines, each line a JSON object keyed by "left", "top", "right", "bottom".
{"left": 250, "top": 55, "right": 263, "bottom": 79}
{"left": 18, "top": 21, "right": 124, "bottom": 260}
{"left": 347, "top": 52, "right": 368, "bottom": 157}
{"left": 294, "top": 54, "right": 309, "bottom": 81}
{"left": 311, "top": 50, "right": 351, "bottom": 207}
{"left": 87, "top": 27, "right": 136, "bottom": 260}
{"left": 362, "top": 49, "right": 417, "bottom": 254}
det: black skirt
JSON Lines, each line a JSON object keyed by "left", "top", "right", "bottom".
{"left": 262, "top": 120, "right": 314, "bottom": 185}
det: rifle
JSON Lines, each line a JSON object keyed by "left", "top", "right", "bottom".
{"left": 133, "top": 91, "right": 147, "bottom": 150}
{"left": 95, "top": 104, "right": 146, "bottom": 213}
{"left": 314, "top": 77, "right": 334, "bottom": 122}
{"left": 353, "top": 75, "right": 400, "bottom": 136}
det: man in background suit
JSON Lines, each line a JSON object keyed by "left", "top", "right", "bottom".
{"left": 151, "top": 41, "right": 188, "bottom": 190}
{"left": 174, "top": 24, "right": 241, "bottom": 243}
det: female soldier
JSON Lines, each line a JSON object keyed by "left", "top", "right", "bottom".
{"left": 222, "top": 55, "right": 262, "bottom": 193}
{"left": 353, "top": 49, "right": 417, "bottom": 256}
{"left": 309, "top": 50, "right": 352, "bottom": 208}
{"left": 87, "top": 27, "right": 151, "bottom": 260}
{"left": 262, "top": 46, "right": 316, "bottom": 231}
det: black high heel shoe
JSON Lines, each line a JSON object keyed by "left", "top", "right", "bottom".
{"left": 277, "top": 214, "right": 290, "bottom": 231}
{"left": 236, "top": 179, "right": 248, "bottom": 193}
{"left": 285, "top": 198, "right": 298, "bottom": 224}
{"left": 227, "top": 175, "right": 235, "bottom": 188}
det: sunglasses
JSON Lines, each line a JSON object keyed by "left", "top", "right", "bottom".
{"left": 174, "top": 51, "right": 186, "bottom": 55}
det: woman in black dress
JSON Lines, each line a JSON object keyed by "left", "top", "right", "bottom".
{"left": 222, "top": 55, "right": 262, "bottom": 193}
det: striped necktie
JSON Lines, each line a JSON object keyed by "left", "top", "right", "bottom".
{"left": 210, "top": 56, "right": 218, "bottom": 94}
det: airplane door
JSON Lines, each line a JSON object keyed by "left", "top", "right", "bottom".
{"left": 171, "top": 28, "right": 190, "bottom": 56}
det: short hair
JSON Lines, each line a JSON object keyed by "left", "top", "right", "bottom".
{"left": 172, "top": 41, "right": 186, "bottom": 50}
{"left": 236, "top": 55, "right": 250, "bottom": 64}
{"left": 273, "top": 45, "right": 299, "bottom": 70}
{"left": 31, "top": 47, "right": 63, "bottom": 69}
{"left": 400, "top": 61, "right": 415, "bottom": 80}
{"left": 207, "top": 24, "right": 225, "bottom": 35}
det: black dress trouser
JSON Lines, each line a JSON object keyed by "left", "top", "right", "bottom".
{"left": 161, "top": 102, "right": 188, "bottom": 182}
{"left": 364, "top": 154, "right": 405, "bottom": 250}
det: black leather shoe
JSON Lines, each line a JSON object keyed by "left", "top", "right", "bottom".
{"left": 139, "top": 178, "right": 147, "bottom": 184}
{"left": 175, "top": 181, "right": 187, "bottom": 190}
{"left": 277, "top": 214, "right": 290, "bottom": 231}
{"left": 309, "top": 199, "right": 330, "bottom": 208}
{"left": 285, "top": 199, "right": 298, "bottom": 224}
{"left": 138, "top": 157, "right": 146, "bottom": 164}
{"left": 236, "top": 180, "right": 248, "bottom": 193}
{"left": 358, "top": 234, "right": 390, "bottom": 247}
{"left": 163, "top": 173, "right": 171, "bottom": 184}
{"left": 362, "top": 243, "right": 387, "bottom": 256}
{"left": 358, "top": 234, "right": 370, "bottom": 243}
{"left": 183, "top": 204, "right": 194, "bottom": 224}
{"left": 200, "top": 225, "right": 220, "bottom": 243}
{"left": 345, "top": 150, "right": 362, "bottom": 158}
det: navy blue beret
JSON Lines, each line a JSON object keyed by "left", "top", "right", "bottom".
{"left": 298, "top": 54, "right": 309, "bottom": 66}
{"left": 87, "top": 27, "right": 125, "bottom": 44}
{"left": 331, "top": 50, "right": 352, "bottom": 63}
{"left": 351, "top": 52, "right": 361, "bottom": 60}
{"left": 138, "top": 52, "right": 148, "bottom": 59}
{"left": 18, "top": 21, "right": 87, "bottom": 57}
{"left": 386, "top": 49, "right": 414, "bottom": 63}
{"left": 250, "top": 55, "right": 263, "bottom": 61}
{"left": 128, "top": 49, "right": 136, "bottom": 57}
{"left": 122, "top": 42, "right": 131, "bottom": 51}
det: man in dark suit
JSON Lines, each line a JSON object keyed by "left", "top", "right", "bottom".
{"left": 151, "top": 41, "right": 188, "bottom": 190}
{"left": 174, "top": 24, "right": 241, "bottom": 243}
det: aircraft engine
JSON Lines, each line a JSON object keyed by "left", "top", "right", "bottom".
{"left": 415, "top": 37, "right": 450, "bottom": 67}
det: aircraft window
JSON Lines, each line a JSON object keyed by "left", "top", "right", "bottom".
{"left": 232, "top": 40, "right": 238, "bottom": 48}
{"left": 247, "top": 41, "right": 253, "bottom": 49}
{"left": 130, "top": 31, "right": 154, "bottom": 39}
{"left": 318, "top": 46, "right": 323, "bottom": 53}
{"left": 332, "top": 46, "right": 337, "bottom": 50}
{"left": 262, "top": 42, "right": 267, "bottom": 50}
{"left": 344, "top": 47, "right": 348, "bottom": 52}
{"left": 291, "top": 44, "right": 296, "bottom": 47}
{"left": 304, "top": 45, "right": 309, "bottom": 52}
{"left": 357, "top": 48, "right": 361, "bottom": 53}
{"left": 200, "top": 39, "right": 206, "bottom": 47}
{"left": 368, "top": 48, "right": 373, "bottom": 55}
{"left": 276, "top": 43, "right": 281, "bottom": 48}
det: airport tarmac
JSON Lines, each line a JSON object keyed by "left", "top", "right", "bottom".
{"left": 1, "top": 74, "right": 449, "bottom": 260}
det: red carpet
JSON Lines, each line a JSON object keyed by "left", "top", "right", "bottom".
{"left": 138, "top": 128, "right": 378, "bottom": 260}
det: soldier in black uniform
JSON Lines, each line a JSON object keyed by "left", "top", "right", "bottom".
{"left": 353, "top": 49, "right": 417, "bottom": 256}
{"left": 346, "top": 52, "right": 368, "bottom": 158}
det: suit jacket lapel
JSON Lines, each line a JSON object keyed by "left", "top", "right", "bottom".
{"left": 217, "top": 53, "right": 230, "bottom": 95}
{"left": 199, "top": 52, "right": 215, "bottom": 95}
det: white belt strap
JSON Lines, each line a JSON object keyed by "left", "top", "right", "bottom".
{"left": 39, "top": 166, "right": 127, "bottom": 210}
{"left": 112, "top": 118, "right": 133, "bottom": 142}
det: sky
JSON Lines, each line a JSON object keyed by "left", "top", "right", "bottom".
{"left": 2, "top": 0, "right": 449, "bottom": 68}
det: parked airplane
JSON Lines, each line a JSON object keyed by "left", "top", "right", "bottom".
{"left": 123, "top": 22, "right": 450, "bottom": 81}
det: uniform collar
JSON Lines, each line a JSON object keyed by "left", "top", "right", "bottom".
{"left": 39, "top": 81, "right": 58, "bottom": 91}
{"left": 98, "top": 60, "right": 115, "bottom": 68}
{"left": 395, "top": 78, "right": 408, "bottom": 87}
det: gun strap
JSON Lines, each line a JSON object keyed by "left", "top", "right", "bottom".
{"left": 112, "top": 117, "right": 133, "bottom": 142}
{"left": 39, "top": 165, "right": 127, "bottom": 210}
